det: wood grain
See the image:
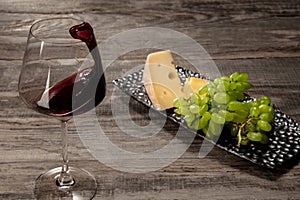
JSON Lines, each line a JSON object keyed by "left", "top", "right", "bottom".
{"left": 0, "top": 0, "right": 299, "bottom": 199}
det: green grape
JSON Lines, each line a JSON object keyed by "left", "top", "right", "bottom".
{"left": 227, "top": 91, "right": 244, "bottom": 101}
{"left": 232, "top": 113, "right": 247, "bottom": 123}
{"left": 211, "top": 113, "right": 225, "bottom": 124}
{"left": 235, "top": 82, "right": 244, "bottom": 91}
{"left": 209, "top": 122, "right": 222, "bottom": 136}
{"left": 230, "top": 72, "right": 240, "bottom": 82}
{"left": 216, "top": 83, "right": 226, "bottom": 92}
{"left": 185, "top": 114, "right": 195, "bottom": 126}
{"left": 174, "top": 108, "right": 180, "bottom": 114}
{"left": 198, "top": 115, "right": 209, "bottom": 129}
{"left": 202, "top": 111, "right": 211, "bottom": 122}
{"left": 180, "top": 106, "right": 190, "bottom": 115}
{"left": 230, "top": 124, "right": 239, "bottom": 136}
{"left": 245, "top": 120, "right": 257, "bottom": 132}
{"left": 213, "top": 78, "right": 225, "bottom": 86}
{"left": 229, "top": 82, "right": 238, "bottom": 90}
{"left": 208, "top": 81, "right": 216, "bottom": 88}
{"left": 257, "top": 120, "right": 272, "bottom": 132}
{"left": 173, "top": 98, "right": 180, "bottom": 108}
{"left": 227, "top": 101, "right": 244, "bottom": 111}
{"left": 189, "top": 119, "right": 199, "bottom": 130}
{"left": 259, "top": 96, "right": 271, "bottom": 105}
{"left": 259, "top": 112, "right": 274, "bottom": 122}
{"left": 198, "top": 111, "right": 211, "bottom": 129}
{"left": 226, "top": 112, "right": 234, "bottom": 122}
{"left": 214, "top": 92, "right": 230, "bottom": 104}
{"left": 259, "top": 99, "right": 271, "bottom": 106}
{"left": 222, "top": 80, "right": 230, "bottom": 89}
{"left": 200, "top": 96, "right": 210, "bottom": 105}
{"left": 189, "top": 104, "right": 200, "bottom": 114}
{"left": 236, "top": 72, "right": 248, "bottom": 82}
{"left": 199, "top": 104, "right": 208, "bottom": 115}
{"left": 190, "top": 93, "right": 200, "bottom": 105}
{"left": 247, "top": 131, "right": 262, "bottom": 142}
{"left": 259, "top": 96, "right": 270, "bottom": 101}
{"left": 198, "top": 112, "right": 211, "bottom": 129}
{"left": 240, "top": 81, "right": 252, "bottom": 90}
{"left": 250, "top": 101, "right": 259, "bottom": 107}
{"left": 220, "top": 76, "right": 230, "bottom": 82}
{"left": 238, "top": 108, "right": 250, "bottom": 117}
{"left": 198, "top": 85, "right": 208, "bottom": 95}
{"left": 258, "top": 104, "right": 273, "bottom": 113}
{"left": 250, "top": 106, "right": 260, "bottom": 117}
{"left": 240, "top": 138, "right": 249, "bottom": 146}
{"left": 218, "top": 110, "right": 234, "bottom": 122}
{"left": 242, "top": 102, "right": 251, "bottom": 111}
{"left": 173, "top": 97, "right": 187, "bottom": 108}
{"left": 208, "top": 87, "right": 216, "bottom": 96}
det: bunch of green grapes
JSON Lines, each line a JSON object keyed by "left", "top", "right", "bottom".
{"left": 173, "top": 72, "right": 275, "bottom": 147}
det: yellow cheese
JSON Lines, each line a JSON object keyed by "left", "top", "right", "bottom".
{"left": 142, "top": 50, "right": 190, "bottom": 110}
{"left": 184, "top": 77, "right": 208, "bottom": 93}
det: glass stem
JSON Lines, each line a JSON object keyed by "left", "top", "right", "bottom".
{"left": 57, "top": 121, "right": 75, "bottom": 188}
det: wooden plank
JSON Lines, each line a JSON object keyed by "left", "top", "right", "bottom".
{"left": 1, "top": 0, "right": 300, "bottom": 16}
{"left": 0, "top": 1, "right": 300, "bottom": 60}
{"left": 1, "top": 16, "right": 300, "bottom": 60}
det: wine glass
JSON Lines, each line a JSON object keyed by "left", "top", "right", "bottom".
{"left": 18, "top": 17, "right": 106, "bottom": 199}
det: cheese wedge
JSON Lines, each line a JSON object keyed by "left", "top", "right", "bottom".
{"left": 142, "top": 50, "right": 190, "bottom": 110}
{"left": 142, "top": 50, "right": 208, "bottom": 110}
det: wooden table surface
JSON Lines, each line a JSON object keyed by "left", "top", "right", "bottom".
{"left": 1, "top": 0, "right": 300, "bottom": 199}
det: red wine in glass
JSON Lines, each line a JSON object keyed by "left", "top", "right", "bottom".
{"left": 19, "top": 17, "right": 103, "bottom": 200}
{"left": 36, "top": 22, "right": 106, "bottom": 117}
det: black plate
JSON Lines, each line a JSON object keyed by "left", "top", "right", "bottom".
{"left": 113, "top": 66, "right": 300, "bottom": 169}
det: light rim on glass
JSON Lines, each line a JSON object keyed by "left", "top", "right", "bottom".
{"left": 29, "top": 17, "right": 84, "bottom": 45}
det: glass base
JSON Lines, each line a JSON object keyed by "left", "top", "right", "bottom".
{"left": 34, "top": 166, "right": 97, "bottom": 200}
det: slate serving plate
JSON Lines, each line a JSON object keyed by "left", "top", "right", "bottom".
{"left": 113, "top": 66, "right": 300, "bottom": 169}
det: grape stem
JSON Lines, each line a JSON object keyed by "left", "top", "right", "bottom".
{"left": 237, "top": 118, "right": 253, "bottom": 147}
